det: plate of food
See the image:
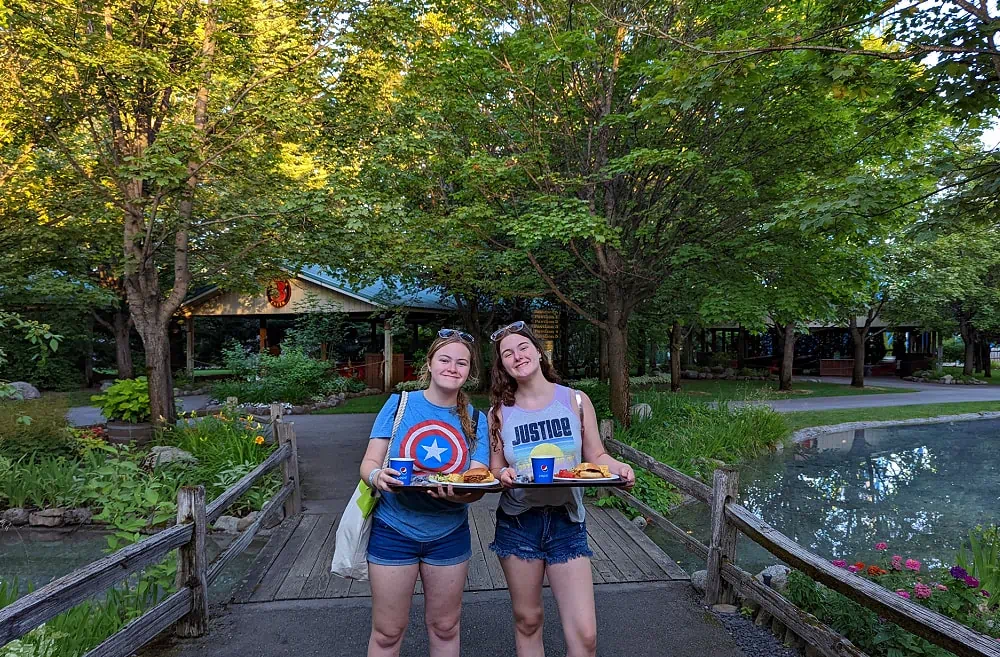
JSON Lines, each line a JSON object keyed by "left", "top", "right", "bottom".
{"left": 428, "top": 468, "right": 498, "bottom": 488}
{"left": 554, "top": 463, "right": 619, "bottom": 482}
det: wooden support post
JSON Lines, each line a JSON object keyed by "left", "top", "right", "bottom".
{"left": 175, "top": 486, "right": 208, "bottom": 637}
{"left": 383, "top": 320, "right": 393, "bottom": 393}
{"left": 278, "top": 422, "right": 302, "bottom": 517}
{"left": 597, "top": 420, "right": 615, "bottom": 499}
{"left": 259, "top": 318, "right": 267, "bottom": 353}
{"left": 705, "top": 466, "right": 740, "bottom": 606}
{"left": 185, "top": 317, "right": 195, "bottom": 378}
{"left": 320, "top": 341, "right": 328, "bottom": 361}
{"left": 270, "top": 402, "right": 283, "bottom": 423}
{"left": 225, "top": 396, "right": 238, "bottom": 408}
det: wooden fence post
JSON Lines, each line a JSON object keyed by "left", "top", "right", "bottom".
{"left": 278, "top": 422, "right": 302, "bottom": 517}
{"left": 598, "top": 420, "right": 615, "bottom": 499}
{"left": 705, "top": 466, "right": 740, "bottom": 607}
{"left": 225, "top": 396, "right": 238, "bottom": 408}
{"left": 175, "top": 486, "right": 208, "bottom": 637}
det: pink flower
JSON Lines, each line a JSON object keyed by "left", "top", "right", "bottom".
{"left": 936, "top": 584, "right": 948, "bottom": 591}
{"left": 896, "top": 590, "right": 911, "bottom": 599}
{"left": 832, "top": 560, "right": 848, "bottom": 568}
{"left": 905, "top": 559, "right": 921, "bottom": 572}
{"left": 875, "top": 542, "right": 888, "bottom": 551}
{"left": 848, "top": 565, "right": 860, "bottom": 573}
{"left": 982, "top": 590, "right": 991, "bottom": 598}
{"left": 914, "top": 583, "right": 932, "bottom": 599}
{"left": 891, "top": 555, "right": 903, "bottom": 571}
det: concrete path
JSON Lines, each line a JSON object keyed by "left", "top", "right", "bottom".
{"left": 156, "top": 582, "right": 739, "bottom": 657}
{"left": 66, "top": 395, "right": 212, "bottom": 427}
{"left": 765, "top": 377, "right": 1000, "bottom": 413}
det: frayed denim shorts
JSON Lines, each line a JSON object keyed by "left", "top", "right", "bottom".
{"left": 368, "top": 517, "right": 471, "bottom": 567}
{"left": 489, "top": 506, "right": 593, "bottom": 564}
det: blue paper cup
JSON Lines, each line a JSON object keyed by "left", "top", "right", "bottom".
{"left": 531, "top": 456, "right": 555, "bottom": 483}
{"left": 388, "top": 458, "right": 415, "bottom": 485}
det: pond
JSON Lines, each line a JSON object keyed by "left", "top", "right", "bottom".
{"left": 0, "top": 527, "right": 266, "bottom": 605}
{"left": 652, "top": 419, "right": 1000, "bottom": 575}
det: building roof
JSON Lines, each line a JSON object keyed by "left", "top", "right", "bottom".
{"left": 295, "top": 266, "right": 452, "bottom": 312}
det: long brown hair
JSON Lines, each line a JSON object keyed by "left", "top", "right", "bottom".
{"left": 421, "top": 335, "right": 480, "bottom": 450}
{"left": 488, "top": 325, "right": 561, "bottom": 451}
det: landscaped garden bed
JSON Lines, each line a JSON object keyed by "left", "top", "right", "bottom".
{"left": 903, "top": 369, "right": 988, "bottom": 385}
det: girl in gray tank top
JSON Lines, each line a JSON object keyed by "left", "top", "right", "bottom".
{"left": 486, "top": 322, "right": 635, "bottom": 657}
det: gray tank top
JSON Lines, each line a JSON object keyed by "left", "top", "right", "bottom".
{"left": 498, "top": 384, "right": 586, "bottom": 522}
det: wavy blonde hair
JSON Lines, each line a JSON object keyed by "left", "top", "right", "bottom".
{"left": 420, "top": 335, "right": 480, "bottom": 449}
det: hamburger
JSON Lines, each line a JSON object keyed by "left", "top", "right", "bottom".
{"left": 573, "top": 463, "right": 611, "bottom": 479}
{"left": 462, "top": 467, "right": 495, "bottom": 484}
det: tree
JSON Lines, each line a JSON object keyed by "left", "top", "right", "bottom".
{"left": 3, "top": 0, "right": 345, "bottom": 422}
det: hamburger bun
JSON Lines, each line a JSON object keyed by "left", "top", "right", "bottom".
{"left": 463, "top": 467, "right": 494, "bottom": 484}
{"left": 573, "top": 463, "right": 611, "bottom": 479}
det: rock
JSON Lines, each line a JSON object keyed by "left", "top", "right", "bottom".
{"left": 8, "top": 382, "right": 41, "bottom": 400}
{"left": 723, "top": 368, "right": 735, "bottom": 378}
{"left": 29, "top": 508, "right": 65, "bottom": 527}
{"left": 690, "top": 569, "right": 707, "bottom": 593}
{"left": 63, "top": 508, "right": 93, "bottom": 525}
{"left": 290, "top": 405, "right": 307, "bottom": 415}
{"left": 712, "top": 604, "right": 739, "bottom": 614}
{"left": 710, "top": 365, "right": 724, "bottom": 374}
{"left": 337, "top": 392, "right": 347, "bottom": 401}
{"left": 237, "top": 512, "right": 259, "bottom": 532}
{"left": 3, "top": 508, "right": 29, "bottom": 526}
{"left": 631, "top": 515, "right": 648, "bottom": 530}
{"left": 942, "top": 375, "right": 953, "bottom": 384}
{"left": 698, "top": 372, "right": 707, "bottom": 379}
{"left": 213, "top": 515, "right": 240, "bottom": 533}
{"left": 145, "top": 446, "right": 198, "bottom": 468}
{"left": 755, "top": 565, "right": 791, "bottom": 593}
{"left": 630, "top": 403, "right": 653, "bottom": 421}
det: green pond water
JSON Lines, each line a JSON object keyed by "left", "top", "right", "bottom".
{"left": 0, "top": 527, "right": 265, "bottom": 604}
{"left": 650, "top": 419, "right": 1000, "bottom": 574}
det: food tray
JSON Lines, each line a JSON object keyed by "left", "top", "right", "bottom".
{"left": 511, "top": 474, "right": 626, "bottom": 489}
{"left": 390, "top": 475, "right": 502, "bottom": 492}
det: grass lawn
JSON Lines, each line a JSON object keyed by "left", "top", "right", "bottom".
{"left": 942, "top": 365, "right": 1000, "bottom": 384}
{"left": 45, "top": 388, "right": 102, "bottom": 407}
{"left": 643, "top": 379, "right": 917, "bottom": 401}
{"left": 313, "top": 392, "right": 491, "bottom": 414}
{"left": 783, "top": 401, "right": 1000, "bottom": 432}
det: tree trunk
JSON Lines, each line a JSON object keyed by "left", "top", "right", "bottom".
{"left": 605, "top": 288, "right": 631, "bottom": 425}
{"left": 960, "top": 321, "right": 976, "bottom": 376}
{"left": 113, "top": 309, "right": 134, "bottom": 380}
{"left": 777, "top": 322, "right": 795, "bottom": 391}
{"left": 598, "top": 327, "right": 609, "bottom": 383}
{"left": 559, "top": 309, "right": 570, "bottom": 376}
{"left": 135, "top": 319, "right": 174, "bottom": 424}
{"left": 849, "top": 317, "right": 866, "bottom": 388}
{"left": 670, "top": 321, "right": 683, "bottom": 393}
{"left": 637, "top": 327, "right": 647, "bottom": 376}
{"left": 982, "top": 337, "right": 992, "bottom": 378}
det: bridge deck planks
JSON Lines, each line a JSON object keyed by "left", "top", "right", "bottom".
{"left": 238, "top": 499, "right": 686, "bottom": 603}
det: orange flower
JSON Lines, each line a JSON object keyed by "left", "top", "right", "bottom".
{"left": 254, "top": 436, "right": 265, "bottom": 445}
{"left": 867, "top": 566, "right": 887, "bottom": 577}
{"left": 854, "top": 562, "right": 866, "bottom": 571}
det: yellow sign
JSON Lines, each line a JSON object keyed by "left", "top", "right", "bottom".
{"left": 531, "top": 309, "right": 559, "bottom": 340}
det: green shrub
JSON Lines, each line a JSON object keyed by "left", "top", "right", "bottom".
{"left": 211, "top": 378, "right": 314, "bottom": 404}
{"left": 321, "top": 376, "right": 366, "bottom": 394}
{"left": 90, "top": 377, "right": 151, "bottom": 423}
{"left": 943, "top": 336, "right": 966, "bottom": 363}
{"left": 709, "top": 351, "right": 735, "bottom": 368}
{"left": 258, "top": 349, "right": 330, "bottom": 386}
{"left": 221, "top": 340, "right": 260, "bottom": 380}
{"left": 0, "top": 397, "right": 76, "bottom": 461}
{"left": 958, "top": 524, "right": 1000, "bottom": 608}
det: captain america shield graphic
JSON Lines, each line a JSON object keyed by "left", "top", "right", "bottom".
{"left": 398, "top": 420, "right": 469, "bottom": 474}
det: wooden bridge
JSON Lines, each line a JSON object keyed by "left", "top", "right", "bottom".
{"left": 232, "top": 499, "right": 687, "bottom": 604}
{"left": 2, "top": 410, "right": 1000, "bottom": 657}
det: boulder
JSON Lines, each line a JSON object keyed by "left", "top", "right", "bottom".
{"left": 755, "top": 564, "right": 791, "bottom": 593}
{"left": 942, "top": 375, "right": 954, "bottom": 384}
{"left": 712, "top": 604, "right": 739, "bottom": 614}
{"left": 237, "top": 512, "right": 259, "bottom": 532}
{"left": 698, "top": 372, "right": 708, "bottom": 380}
{"left": 630, "top": 403, "right": 653, "bottom": 421}
{"left": 8, "top": 382, "right": 40, "bottom": 400}
{"left": 3, "top": 508, "right": 30, "bottom": 526}
{"left": 631, "top": 515, "right": 648, "bottom": 530}
{"left": 213, "top": 515, "right": 240, "bottom": 533}
{"left": 710, "top": 365, "right": 724, "bottom": 374}
{"left": 63, "top": 508, "right": 93, "bottom": 525}
{"left": 683, "top": 370, "right": 699, "bottom": 379}
{"left": 145, "top": 446, "right": 198, "bottom": 468}
{"left": 690, "top": 570, "right": 707, "bottom": 593}
{"left": 29, "top": 508, "right": 65, "bottom": 527}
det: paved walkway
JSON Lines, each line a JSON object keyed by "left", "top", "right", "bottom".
{"left": 765, "top": 376, "right": 1000, "bottom": 412}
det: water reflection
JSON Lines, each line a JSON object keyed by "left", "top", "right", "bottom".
{"left": 663, "top": 420, "right": 1000, "bottom": 574}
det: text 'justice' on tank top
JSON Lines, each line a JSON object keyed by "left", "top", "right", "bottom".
{"left": 498, "top": 384, "right": 585, "bottom": 522}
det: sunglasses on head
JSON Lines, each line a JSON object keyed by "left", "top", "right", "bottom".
{"left": 490, "top": 320, "right": 527, "bottom": 342}
{"left": 438, "top": 328, "right": 476, "bottom": 343}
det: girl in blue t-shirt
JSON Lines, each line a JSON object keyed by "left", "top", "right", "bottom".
{"left": 359, "top": 330, "right": 489, "bottom": 657}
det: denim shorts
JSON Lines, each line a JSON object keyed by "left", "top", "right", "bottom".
{"left": 489, "top": 506, "right": 593, "bottom": 564}
{"left": 367, "top": 517, "right": 472, "bottom": 567}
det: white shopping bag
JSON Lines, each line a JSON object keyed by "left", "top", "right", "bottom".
{"left": 331, "top": 391, "right": 407, "bottom": 580}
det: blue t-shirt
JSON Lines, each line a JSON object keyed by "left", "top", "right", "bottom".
{"left": 370, "top": 391, "right": 489, "bottom": 542}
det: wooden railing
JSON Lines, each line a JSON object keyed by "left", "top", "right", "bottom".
{"left": 0, "top": 403, "right": 301, "bottom": 656}
{"left": 603, "top": 421, "right": 1000, "bottom": 657}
